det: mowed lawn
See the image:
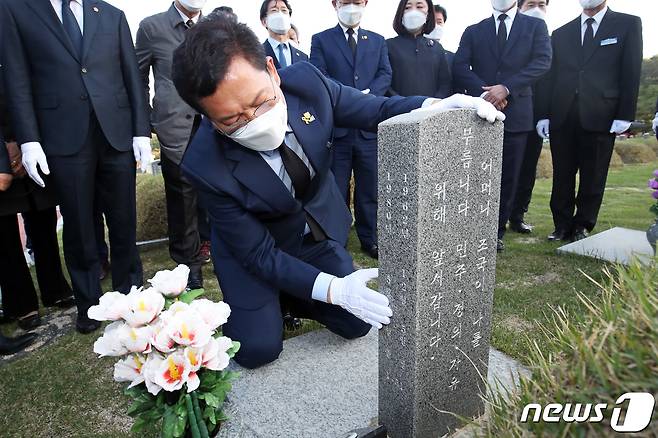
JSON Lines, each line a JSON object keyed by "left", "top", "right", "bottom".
{"left": 0, "top": 162, "right": 655, "bottom": 437}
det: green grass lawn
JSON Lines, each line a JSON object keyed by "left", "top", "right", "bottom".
{"left": 0, "top": 162, "right": 655, "bottom": 437}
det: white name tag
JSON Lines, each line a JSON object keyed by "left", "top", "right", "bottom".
{"left": 600, "top": 37, "right": 618, "bottom": 46}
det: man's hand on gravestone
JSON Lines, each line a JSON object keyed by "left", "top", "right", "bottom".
{"left": 327, "top": 268, "right": 392, "bottom": 329}
{"left": 421, "top": 94, "right": 506, "bottom": 123}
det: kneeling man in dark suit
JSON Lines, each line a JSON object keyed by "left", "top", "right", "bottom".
{"left": 172, "top": 18, "right": 504, "bottom": 369}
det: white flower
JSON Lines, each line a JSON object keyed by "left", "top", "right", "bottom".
{"left": 87, "top": 292, "right": 129, "bottom": 322}
{"left": 120, "top": 325, "right": 154, "bottom": 354}
{"left": 148, "top": 265, "right": 190, "bottom": 297}
{"left": 151, "top": 319, "right": 176, "bottom": 354}
{"left": 114, "top": 354, "right": 145, "bottom": 388}
{"left": 166, "top": 312, "right": 212, "bottom": 348}
{"left": 142, "top": 354, "right": 164, "bottom": 396}
{"left": 123, "top": 287, "right": 165, "bottom": 327}
{"left": 153, "top": 352, "right": 190, "bottom": 392}
{"left": 158, "top": 301, "right": 190, "bottom": 324}
{"left": 184, "top": 347, "right": 202, "bottom": 393}
{"left": 200, "top": 336, "right": 232, "bottom": 371}
{"left": 93, "top": 322, "right": 128, "bottom": 357}
{"left": 189, "top": 299, "right": 231, "bottom": 331}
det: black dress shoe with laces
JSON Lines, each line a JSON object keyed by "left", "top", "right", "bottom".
{"left": 496, "top": 239, "right": 505, "bottom": 253}
{"left": 361, "top": 244, "right": 379, "bottom": 260}
{"left": 571, "top": 227, "right": 589, "bottom": 242}
{"left": 76, "top": 315, "right": 101, "bottom": 334}
{"left": 509, "top": 221, "right": 533, "bottom": 234}
{"left": 0, "top": 332, "right": 37, "bottom": 355}
{"left": 548, "top": 229, "right": 571, "bottom": 242}
{"left": 187, "top": 268, "right": 204, "bottom": 291}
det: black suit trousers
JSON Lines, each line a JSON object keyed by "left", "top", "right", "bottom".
{"left": 48, "top": 114, "right": 142, "bottom": 315}
{"left": 511, "top": 130, "right": 545, "bottom": 223}
{"left": 550, "top": 100, "right": 615, "bottom": 232}
{"left": 498, "top": 131, "right": 529, "bottom": 238}
{"left": 0, "top": 208, "right": 71, "bottom": 317}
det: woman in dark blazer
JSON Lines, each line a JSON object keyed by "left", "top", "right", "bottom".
{"left": 0, "top": 77, "right": 73, "bottom": 330}
{"left": 386, "top": 0, "right": 452, "bottom": 98}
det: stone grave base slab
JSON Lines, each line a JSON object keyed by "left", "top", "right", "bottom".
{"left": 217, "top": 328, "right": 529, "bottom": 438}
{"left": 557, "top": 227, "right": 653, "bottom": 265}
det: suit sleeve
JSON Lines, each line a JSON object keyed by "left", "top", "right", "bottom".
{"left": 187, "top": 178, "right": 321, "bottom": 301}
{"left": 616, "top": 16, "right": 643, "bottom": 121}
{"left": 535, "top": 34, "right": 557, "bottom": 120}
{"left": 118, "top": 11, "right": 151, "bottom": 137}
{"left": 0, "top": 3, "right": 40, "bottom": 145}
{"left": 310, "top": 34, "right": 330, "bottom": 77}
{"left": 134, "top": 20, "right": 153, "bottom": 116}
{"left": 0, "top": 129, "right": 9, "bottom": 174}
{"left": 453, "top": 28, "right": 487, "bottom": 96}
{"left": 368, "top": 38, "right": 393, "bottom": 96}
{"left": 501, "top": 20, "right": 552, "bottom": 94}
{"left": 436, "top": 47, "right": 452, "bottom": 98}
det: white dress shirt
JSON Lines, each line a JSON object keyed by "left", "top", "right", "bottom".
{"left": 50, "top": 0, "right": 84, "bottom": 34}
{"left": 493, "top": 5, "right": 517, "bottom": 39}
{"left": 174, "top": 3, "right": 201, "bottom": 26}
{"left": 338, "top": 23, "right": 361, "bottom": 43}
{"left": 267, "top": 37, "right": 292, "bottom": 67}
{"left": 581, "top": 6, "right": 608, "bottom": 43}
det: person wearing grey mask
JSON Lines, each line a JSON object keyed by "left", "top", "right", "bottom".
{"left": 260, "top": 0, "right": 309, "bottom": 70}
{"left": 508, "top": 0, "right": 550, "bottom": 235}
{"left": 535, "top": 0, "right": 643, "bottom": 243}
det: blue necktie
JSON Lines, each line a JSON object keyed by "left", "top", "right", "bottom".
{"left": 277, "top": 43, "right": 288, "bottom": 68}
{"left": 62, "top": 0, "right": 83, "bottom": 57}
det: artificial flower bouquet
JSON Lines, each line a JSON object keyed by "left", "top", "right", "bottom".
{"left": 88, "top": 265, "right": 240, "bottom": 438}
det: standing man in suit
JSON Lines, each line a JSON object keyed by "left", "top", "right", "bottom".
{"left": 652, "top": 97, "right": 658, "bottom": 140}
{"left": 453, "top": 0, "right": 551, "bottom": 252}
{"left": 536, "top": 0, "right": 642, "bottom": 242}
{"left": 135, "top": 0, "right": 210, "bottom": 291}
{"left": 2, "top": 0, "right": 151, "bottom": 333}
{"left": 172, "top": 18, "right": 503, "bottom": 368}
{"left": 508, "top": 0, "right": 550, "bottom": 234}
{"left": 310, "top": 0, "right": 392, "bottom": 259}
{"left": 260, "top": 0, "right": 308, "bottom": 70}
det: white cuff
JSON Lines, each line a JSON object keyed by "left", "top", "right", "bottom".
{"left": 311, "top": 272, "right": 335, "bottom": 303}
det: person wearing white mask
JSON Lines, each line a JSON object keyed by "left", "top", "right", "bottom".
{"left": 310, "top": 0, "right": 393, "bottom": 260}
{"left": 508, "top": 0, "right": 550, "bottom": 235}
{"left": 260, "top": 0, "right": 309, "bottom": 70}
{"left": 172, "top": 19, "right": 504, "bottom": 368}
{"left": 386, "top": 0, "right": 452, "bottom": 98}
{"left": 535, "top": 0, "right": 643, "bottom": 242}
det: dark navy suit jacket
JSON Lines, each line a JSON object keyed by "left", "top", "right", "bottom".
{"left": 453, "top": 12, "right": 551, "bottom": 133}
{"left": 263, "top": 40, "right": 309, "bottom": 69}
{"left": 180, "top": 63, "right": 424, "bottom": 309}
{"left": 310, "top": 25, "right": 392, "bottom": 141}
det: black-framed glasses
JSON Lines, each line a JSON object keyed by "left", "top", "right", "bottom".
{"left": 213, "top": 76, "right": 279, "bottom": 136}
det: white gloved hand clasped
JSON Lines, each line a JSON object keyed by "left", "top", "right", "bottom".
{"left": 328, "top": 268, "right": 392, "bottom": 329}
{"left": 610, "top": 120, "right": 632, "bottom": 135}
{"left": 536, "top": 119, "right": 550, "bottom": 139}
{"left": 133, "top": 136, "right": 153, "bottom": 173}
{"left": 21, "top": 142, "right": 50, "bottom": 187}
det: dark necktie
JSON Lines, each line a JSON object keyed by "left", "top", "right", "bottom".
{"left": 278, "top": 43, "right": 289, "bottom": 68}
{"left": 582, "top": 17, "right": 596, "bottom": 61}
{"left": 186, "top": 19, "right": 195, "bottom": 29}
{"left": 347, "top": 28, "right": 357, "bottom": 58}
{"left": 279, "top": 141, "right": 310, "bottom": 200}
{"left": 497, "top": 14, "right": 508, "bottom": 55}
{"left": 62, "top": 0, "right": 83, "bottom": 57}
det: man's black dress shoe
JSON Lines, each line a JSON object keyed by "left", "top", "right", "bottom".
{"left": 547, "top": 229, "right": 571, "bottom": 242}
{"left": 187, "top": 268, "right": 204, "bottom": 291}
{"left": 572, "top": 227, "right": 589, "bottom": 242}
{"left": 0, "top": 332, "right": 36, "bottom": 355}
{"left": 496, "top": 239, "right": 505, "bottom": 253}
{"left": 361, "top": 244, "right": 379, "bottom": 260}
{"left": 46, "top": 296, "right": 75, "bottom": 309}
{"left": 509, "top": 221, "right": 533, "bottom": 234}
{"left": 76, "top": 316, "right": 101, "bottom": 334}
{"left": 17, "top": 313, "right": 41, "bottom": 330}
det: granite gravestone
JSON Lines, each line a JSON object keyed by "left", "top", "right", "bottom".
{"left": 377, "top": 108, "right": 504, "bottom": 438}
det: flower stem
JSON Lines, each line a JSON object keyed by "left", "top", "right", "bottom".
{"left": 191, "top": 392, "right": 209, "bottom": 438}
{"left": 185, "top": 394, "right": 201, "bottom": 438}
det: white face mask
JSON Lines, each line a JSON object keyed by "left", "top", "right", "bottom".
{"left": 491, "top": 0, "right": 516, "bottom": 12}
{"left": 178, "top": 0, "right": 206, "bottom": 13}
{"left": 337, "top": 4, "right": 364, "bottom": 27}
{"left": 267, "top": 12, "right": 292, "bottom": 35}
{"left": 402, "top": 10, "right": 427, "bottom": 33}
{"left": 521, "top": 7, "right": 547, "bottom": 21}
{"left": 579, "top": 0, "right": 605, "bottom": 9}
{"left": 425, "top": 25, "right": 444, "bottom": 40}
{"left": 227, "top": 100, "right": 288, "bottom": 152}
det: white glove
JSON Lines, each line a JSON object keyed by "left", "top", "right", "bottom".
{"left": 133, "top": 136, "right": 153, "bottom": 173}
{"left": 21, "top": 142, "right": 50, "bottom": 187}
{"left": 415, "top": 94, "right": 506, "bottom": 124}
{"left": 536, "top": 119, "right": 550, "bottom": 139}
{"left": 328, "top": 268, "right": 392, "bottom": 329}
{"left": 361, "top": 89, "right": 370, "bottom": 94}
{"left": 653, "top": 112, "right": 658, "bottom": 135}
{"left": 610, "top": 120, "right": 632, "bottom": 135}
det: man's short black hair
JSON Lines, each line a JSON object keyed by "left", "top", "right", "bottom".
{"left": 393, "top": 0, "right": 436, "bottom": 37}
{"left": 204, "top": 6, "right": 238, "bottom": 23}
{"left": 172, "top": 18, "right": 267, "bottom": 114}
{"left": 259, "top": 0, "right": 293, "bottom": 21}
{"left": 433, "top": 4, "right": 447, "bottom": 22}
{"left": 517, "top": 0, "right": 549, "bottom": 7}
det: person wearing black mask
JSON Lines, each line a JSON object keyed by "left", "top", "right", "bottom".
{"left": 387, "top": 0, "right": 451, "bottom": 98}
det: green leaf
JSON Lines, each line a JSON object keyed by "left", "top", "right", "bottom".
{"left": 226, "top": 341, "right": 241, "bottom": 358}
{"left": 178, "top": 289, "right": 205, "bottom": 304}
{"left": 203, "top": 392, "right": 221, "bottom": 408}
{"left": 204, "top": 406, "right": 217, "bottom": 425}
{"left": 161, "top": 406, "right": 177, "bottom": 438}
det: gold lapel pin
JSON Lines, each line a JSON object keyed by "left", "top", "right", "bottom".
{"left": 301, "top": 112, "right": 316, "bottom": 125}
{"left": 93, "top": 6, "right": 99, "bottom": 12}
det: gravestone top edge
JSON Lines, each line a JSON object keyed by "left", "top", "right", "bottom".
{"left": 378, "top": 108, "right": 502, "bottom": 129}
